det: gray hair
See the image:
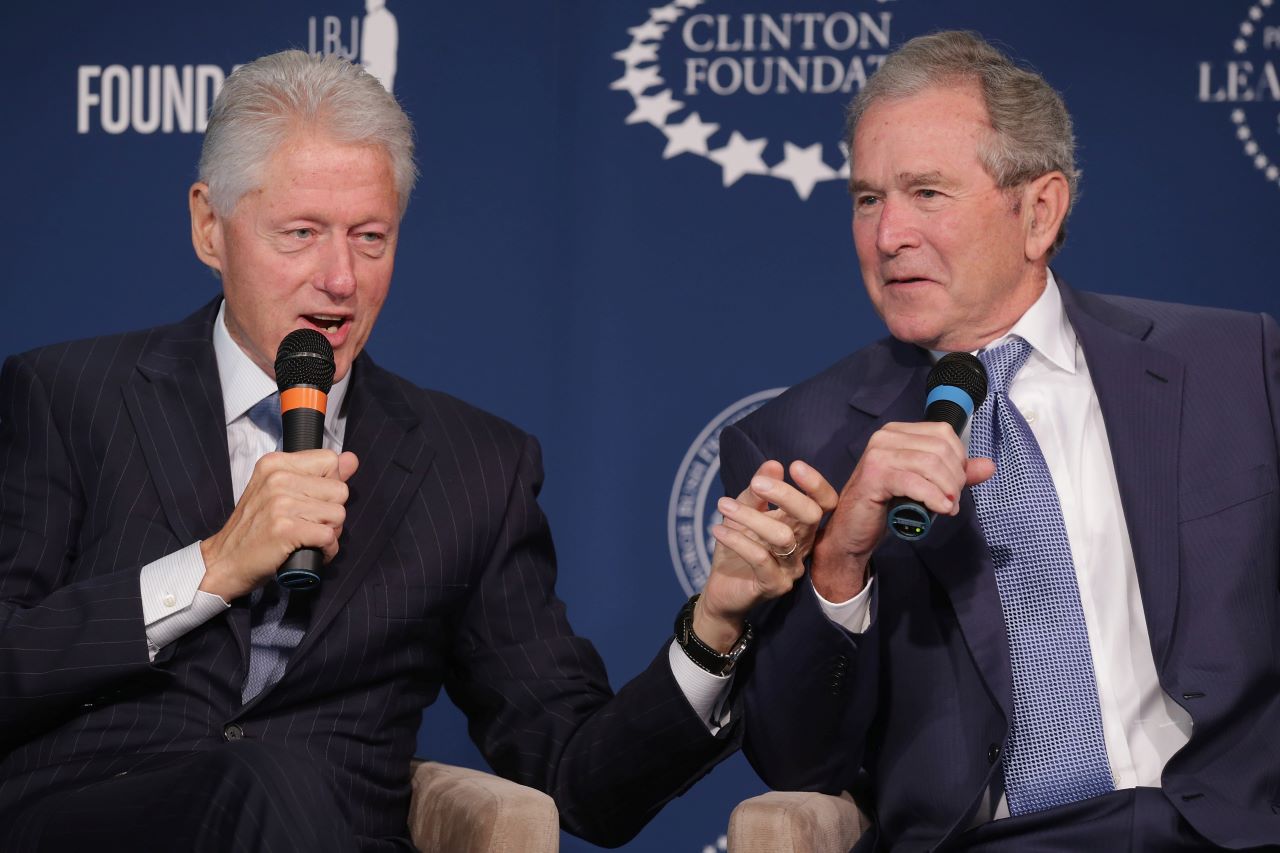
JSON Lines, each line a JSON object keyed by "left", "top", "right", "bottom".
{"left": 847, "top": 31, "right": 1079, "bottom": 255}
{"left": 199, "top": 50, "right": 418, "bottom": 217}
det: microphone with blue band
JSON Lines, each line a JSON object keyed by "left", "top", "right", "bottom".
{"left": 886, "top": 352, "right": 988, "bottom": 541}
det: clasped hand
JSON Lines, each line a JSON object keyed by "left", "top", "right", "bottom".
{"left": 198, "top": 449, "right": 359, "bottom": 601}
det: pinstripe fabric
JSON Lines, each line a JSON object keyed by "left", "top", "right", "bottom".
{"left": 0, "top": 299, "right": 738, "bottom": 849}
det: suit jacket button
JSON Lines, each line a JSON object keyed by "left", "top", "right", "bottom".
{"left": 223, "top": 723, "right": 245, "bottom": 741}
{"left": 987, "top": 744, "right": 1002, "bottom": 765}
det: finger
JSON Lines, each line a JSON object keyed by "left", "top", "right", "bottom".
{"left": 258, "top": 471, "right": 350, "bottom": 505}
{"left": 790, "top": 459, "right": 840, "bottom": 514}
{"left": 859, "top": 446, "right": 967, "bottom": 507}
{"left": 255, "top": 448, "right": 343, "bottom": 478}
{"left": 877, "top": 422, "right": 967, "bottom": 469}
{"left": 718, "top": 496, "right": 797, "bottom": 551}
{"left": 710, "top": 526, "right": 799, "bottom": 595}
{"left": 880, "top": 469, "right": 957, "bottom": 516}
{"left": 965, "top": 457, "right": 996, "bottom": 486}
{"left": 748, "top": 476, "right": 824, "bottom": 527}
{"left": 739, "top": 460, "right": 785, "bottom": 511}
{"left": 336, "top": 451, "right": 359, "bottom": 482}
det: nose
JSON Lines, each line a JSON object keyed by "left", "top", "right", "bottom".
{"left": 875, "top": 196, "right": 920, "bottom": 257}
{"left": 317, "top": 237, "right": 356, "bottom": 299}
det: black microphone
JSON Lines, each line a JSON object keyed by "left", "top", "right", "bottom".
{"left": 274, "top": 329, "right": 336, "bottom": 589}
{"left": 886, "top": 352, "right": 988, "bottom": 541}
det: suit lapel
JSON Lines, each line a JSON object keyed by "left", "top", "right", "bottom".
{"left": 846, "top": 340, "right": 1013, "bottom": 718}
{"left": 269, "top": 354, "right": 435, "bottom": 684}
{"left": 121, "top": 300, "right": 249, "bottom": 653}
{"left": 1061, "top": 283, "right": 1184, "bottom": 670}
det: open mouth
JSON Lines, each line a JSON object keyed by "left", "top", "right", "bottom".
{"left": 302, "top": 314, "right": 350, "bottom": 335}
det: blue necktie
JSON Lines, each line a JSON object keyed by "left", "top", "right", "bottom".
{"left": 241, "top": 393, "right": 308, "bottom": 704}
{"left": 968, "top": 338, "right": 1114, "bottom": 815}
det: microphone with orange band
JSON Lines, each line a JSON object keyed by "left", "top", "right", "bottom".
{"left": 274, "top": 328, "right": 336, "bottom": 590}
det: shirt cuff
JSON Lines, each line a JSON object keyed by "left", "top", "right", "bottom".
{"left": 668, "top": 639, "right": 734, "bottom": 734}
{"left": 139, "top": 542, "right": 230, "bottom": 661}
{"left": 814, "top": 576, "right": 874, "bottom": 634}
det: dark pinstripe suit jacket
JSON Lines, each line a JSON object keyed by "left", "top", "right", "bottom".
{"left": 0, "top": 300, "right": 735, "bottom": 848}
{"left": 722, "top": 283, "right": 1280, "bottom": 851}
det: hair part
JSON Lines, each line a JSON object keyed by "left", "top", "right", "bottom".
{"left": 199, "top": 50, "right": 418, "bottom": 218}
{"left": 846, "top": 31, "right": 1079, "bottom": 255}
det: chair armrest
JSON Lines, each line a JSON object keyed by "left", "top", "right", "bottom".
{"left": 408, "top": 760, "right": 559, "bottom": 853}
{"left": 727, "top": 790, "right": 868, "bottom": 853}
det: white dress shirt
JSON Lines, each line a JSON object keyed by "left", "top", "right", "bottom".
{"left": 137, "top": 303, "right": 729, "bottom": 728}
{"left": 816, "top": 272, "right": 1193, "bottom": 816}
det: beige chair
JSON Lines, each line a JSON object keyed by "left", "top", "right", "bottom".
{"left": 408, "top": 761, "right": 560, "bottom": 853}
{"left": 727, "top": 790, "right": 868, "bottom": 853}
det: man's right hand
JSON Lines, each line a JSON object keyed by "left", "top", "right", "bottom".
{"left": 812, "top": 422, "right": 994, "bottom": 602}
{"left": 198, "top": 449, "right": 359, "bottom": 602}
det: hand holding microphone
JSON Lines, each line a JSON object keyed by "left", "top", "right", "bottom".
{"left": 809, "top": 353, "right": 994, "bottom": 602}
{"left": 198, "top": 330, "right": 358, "bottom": 602}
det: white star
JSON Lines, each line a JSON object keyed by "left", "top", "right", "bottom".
{"left": 613, "top": 42, "right": 659, "bottom": 65}
{"left": 1250, "top": 5, "right": 1263, "bottom": 19}
{"left": 707, "top": 131, "right": 769, "bottom": 185}
{"left": 610, "top": 65, "right": 663, "bottom": 97}
{"left": 675, "top": 0, "right": 705, "bottom": 7}
{"left": 1235, "top": 38, "right": 1248, "bottom": 52}
{"left": 1232, "top": 109, "right": 1246, "bottom": 123}
{"left": 628, "top": 21, "right": 668, "bottom": 42}
{"left": 837, "top": 140, "right": 851, "bottom": 180}
{"left": 1262, "top": 0, "right": 1273, "bottom": 8}
{"left": 1246, "top": 140, "right": 1260, "bottom": 155}
{"left": 626, "top": 89, "right": 685, "bottom": 127}
{"left": 662, "top": 112, "right": 720, "bottom": 158}
{"left": 771, "top": 142, "right": 838, "bottom": 200}
{"left": 1242, "top": 21, "right": 1255, "bottom": 36}
{"left": 1238, "top": 125, "right": 1252, "bottom": 140}
{"left": 1268, "top": 165, "right": 1279, "bottom": 180}
{"left": 650, "top": 4, "right": 682, "bottom": 24}
{"left": 1256, "top": 154, "right": 1270, "bottom": 168}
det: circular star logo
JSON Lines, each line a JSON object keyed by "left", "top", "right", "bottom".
{"left": 1198, "top": 1, "right": 1280, "bottom": 190}
{"left": 668, "top": 388, "right": 785, "bottom": 596}
{"left": 613, "top": 1, "right": 914, "bottom": 199}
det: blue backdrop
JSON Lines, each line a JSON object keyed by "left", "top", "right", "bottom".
{"left": 3, "top": 1, "right": 1278, "bottom": 850}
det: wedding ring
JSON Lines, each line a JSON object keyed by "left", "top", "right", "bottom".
{"left": 772, "top": 541, "right": 798, "bottom": 558}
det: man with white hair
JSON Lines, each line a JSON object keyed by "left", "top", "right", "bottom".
{"left": 0, "top": 49, "right": 794, "bottom": 851}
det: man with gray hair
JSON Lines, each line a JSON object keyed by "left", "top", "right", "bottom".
{"left": 697, "top": 30, "right": 1280, "bottom": 850}
{"left": 0, "top": 48, "right": 796, "bottom": 850}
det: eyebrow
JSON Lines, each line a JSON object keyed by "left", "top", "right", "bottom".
{"left": 849, "top": 170, "right": 953, "bottom": 194}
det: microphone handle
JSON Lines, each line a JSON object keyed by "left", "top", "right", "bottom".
{"left": 278, "top": 404, "right": 326, "bottom": 590}
{"left": 885, "top": 396, "right": 970, "bottom": 542}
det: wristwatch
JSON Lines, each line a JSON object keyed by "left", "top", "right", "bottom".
{"left": 674, "top": 593, "right": 753, "bottom": 676}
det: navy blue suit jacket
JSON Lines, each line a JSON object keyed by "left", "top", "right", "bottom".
{"left": 0, "top": 300, "right": 735, "bottom": 848}
{"left": 722, "top": 282, "right": 1280, "bottom": 851}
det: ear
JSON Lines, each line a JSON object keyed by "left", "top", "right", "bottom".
{"left": 1022, "top": 171, "right": 1070, "bottom": 262}
{"left": 189, "top": 182, "right": 224, "bottom": 275}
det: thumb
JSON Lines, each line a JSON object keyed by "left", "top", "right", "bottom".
{"left": 965, "top": 457, "right": 996, "bottom": 486}
{"left": 338, "top": 451, "right": 360, "bottom": 482}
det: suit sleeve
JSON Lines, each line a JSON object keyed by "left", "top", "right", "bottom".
{"left": 0, "top": 354, "right": 152, "bottom": 740}
{"left": 1263, "top": 313, "right": 1280, "bottom": 590}
{"left": 721, "top": 421, "right": 880, "bottom": 795}
{"left": 444, "top": 433, "right": 738, "bottom": 847}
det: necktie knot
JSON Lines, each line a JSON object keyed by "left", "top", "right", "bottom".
{"left": 979, "top": 337, "right": 1032, "bottom": 398}
{"left": 246, "top": 392, "right": 283, "bottom": 449}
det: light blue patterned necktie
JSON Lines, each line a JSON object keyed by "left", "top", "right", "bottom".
{"left": 241, "top": 393, "right": 308, "bottom": 704}
{"left": 968, "top": 337, "right": 1114, "bottom": 815}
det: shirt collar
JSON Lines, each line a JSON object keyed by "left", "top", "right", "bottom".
{"left": 212, "top": 300, "right": 351, "bottom": 440}
{"left": 929, "top": 270, "right": 1077, "bottom": 373}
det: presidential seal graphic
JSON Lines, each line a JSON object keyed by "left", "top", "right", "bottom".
{"left": 669, "top": 388, "right": 786, "bottom": 596}
{"left": 1198, "top": 0, "right": 1280, "bottom": 190}
{"left": 612, "top": 0, "right": 915, "bottom": 199}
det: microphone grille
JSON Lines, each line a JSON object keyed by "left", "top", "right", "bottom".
{"left": 275, "top": 329, "right": 336, "bottom": 393}
{"left": 927, "top": 352, "right": 988, "bottom": 406}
